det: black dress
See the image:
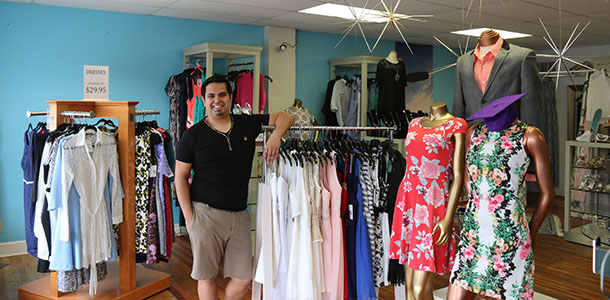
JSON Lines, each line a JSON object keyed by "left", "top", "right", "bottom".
{"left": 375, "top": 59, "right": 407, "bottom": 112}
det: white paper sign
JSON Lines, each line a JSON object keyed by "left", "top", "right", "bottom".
{"left": 83, "top": 65, "right": 109, "bottom": 100}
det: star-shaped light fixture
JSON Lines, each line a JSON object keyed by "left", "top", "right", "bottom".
{"left": 372, "top": 0, "right": 433, "bottom": 54}
{"left": 335, "top": 0, "right": 380, "bottom": 52}
{"left": 464, "top": 0, "right": 509, "bottom": 19}
{"left": 536, "top": 17, "right": 596, "bottom": 90}
{"left": 428, "top": 24, "right": 473, "bottom": 76}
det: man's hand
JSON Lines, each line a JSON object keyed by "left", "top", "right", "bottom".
{"left": 264, "top": 135, "right": 281, "bottom": 164}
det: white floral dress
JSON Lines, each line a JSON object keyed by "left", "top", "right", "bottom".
{"left": 450, "top": 122, "right": 534, "bottom": 300}
{"left": 389, "top": 117, "right": 466, "bottom": 274}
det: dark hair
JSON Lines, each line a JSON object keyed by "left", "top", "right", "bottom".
{"left": 201, "top": 74, "right": 232, "bottom": 96}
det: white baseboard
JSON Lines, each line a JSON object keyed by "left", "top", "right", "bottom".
{"left": 0, "top": 240, "right": 28, "bottom": 258}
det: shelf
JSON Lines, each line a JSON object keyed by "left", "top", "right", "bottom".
{"left": 573, "top": 165, "right": 608, "bottom": 170}
{"left": 18, "top": 262, "right": 169, "bottom": 300}
{"left": 581, "top": 223, "right": 610, "bottom": 246}
{"left": 571, "top": 188, "right": 610, "bottom": 195}
{"left": 566, "top": 140, "right": 610, "bottom": 149}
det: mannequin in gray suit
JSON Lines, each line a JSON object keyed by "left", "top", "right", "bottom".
{"left": 453, "top": 30, "right": 542, "bottom": 128}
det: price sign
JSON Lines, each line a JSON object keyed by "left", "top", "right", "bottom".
{"left": 83, "top": 65, "right": 109, "bottom": 100}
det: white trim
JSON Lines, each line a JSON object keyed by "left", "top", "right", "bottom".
{"left": 0, "top": 240, "right": 28, "bottom": 258}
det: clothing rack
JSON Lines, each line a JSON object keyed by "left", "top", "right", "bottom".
{"left": 260, "top": 125, "right": 396, "bottom": 181}
{"left": 329, "top": 56, "right": 383, "bottom": 130}
{"left": 60, "top": 111, "right": 96, "bottom": 118}
{"left": 19, "top": 100, "right": 170, "bottom": 300}
{"left": 26, "top": 110, "right": 49, "bottom": 117}
{"left": 229, "top": 62, "right": 254, "bottom": 67}
{"left": 135, "top": 109, "right": 160, "bottom": 115}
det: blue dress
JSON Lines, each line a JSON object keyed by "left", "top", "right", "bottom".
{"left": 21, "top": 130, "right": 37, "bottom": 257}
{"left": 355, "top": 155, "right": 377, "bottom": 300}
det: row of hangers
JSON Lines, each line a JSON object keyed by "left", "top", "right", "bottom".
{"left": 278, "top": 134, "right": 398, "bottom": 168}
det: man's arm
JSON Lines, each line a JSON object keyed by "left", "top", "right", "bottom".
{"left": 264, "top": 112, "right": 294, "bottom": 164}
{"left": 175, "top": 160, "right": 194, "bottom": 228}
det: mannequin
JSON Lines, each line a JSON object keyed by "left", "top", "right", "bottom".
{"left": 389, "top": 103, "right": 466, "bottom": 300}
{"left": 386, "top": 50, "right": 399, "bottom": 64}
{"left": 452, "top": 28, "right": 542, "bottom": 128}
{"left": 284, "top": 98, "right": 318, "bottom": 140}
{"left": 447, "top": 94, "right": 555, "bottom": 300}
{"left": 477, "top": 29, "right": 499, "bottom": 57}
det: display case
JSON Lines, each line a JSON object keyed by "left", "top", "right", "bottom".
{"left": 564, "top": 140, "right": 610, "bottom": 246}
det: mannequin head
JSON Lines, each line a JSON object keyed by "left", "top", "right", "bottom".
{"left": 293, "top": 98, "right": 303, "bottom": 108}
{"left": 478, "top": 29, "right": 501, "bottom": 46}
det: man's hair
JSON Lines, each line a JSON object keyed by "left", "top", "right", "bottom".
{"left": 201, "top": 74, "right": 232, "bottom": 96}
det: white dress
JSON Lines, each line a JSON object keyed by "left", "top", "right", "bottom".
{"left": 286, "top": 165, "right": 315, "bottom": 300}
{"left": 273, "top": 159, "right": 290, "bottom": 299}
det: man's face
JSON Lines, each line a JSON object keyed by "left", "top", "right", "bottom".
{"left": 203, "top": 82, "right": 232, "bottom": 119}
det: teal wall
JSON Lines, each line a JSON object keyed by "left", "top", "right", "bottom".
{"left": 0, "top": 1, "right": 264, "bottom": 243}
{"left": 0, "top": 2, "right": 456, "bottom": 244}
{"left": 432, "top": 45, "right": 458, "bottom": 112}
{"left": 295, "top": 31, "right": 395, "bottom": 123}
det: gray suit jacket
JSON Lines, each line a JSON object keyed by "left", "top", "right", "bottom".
{"left": 452, "top": 40, "right": 542, "bottom": 127}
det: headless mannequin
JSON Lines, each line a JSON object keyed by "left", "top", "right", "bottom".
{"left": 406, "top": 103, "right": 466, "bottom": 300}
{"left": 446, "top": 108, "right": 555, "bottom": 300}
{"left": 478, "top": 29, "right": 500, "bottom": 55}
{"left": 386, "top": 50, "right": 399, "bottom": 64}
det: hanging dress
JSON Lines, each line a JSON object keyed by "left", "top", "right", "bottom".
{"left": 389, "top": 117, "right": 467, "bottom": 274}
{"left": 450, "top": 122, "right": 534, "bottom": 300}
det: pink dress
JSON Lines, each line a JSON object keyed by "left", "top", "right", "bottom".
{"left": 388, "top": 117, "right": 467, "bottom": 274}
{"left": 325, "top": 155, "right": 345, "bottom": 300}
{"left": 320, "top": 161, "right": 333, "bottom": 300}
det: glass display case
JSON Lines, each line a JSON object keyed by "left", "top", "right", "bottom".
{"left": 564, "top": 140, "right": 610, "bottom": 246}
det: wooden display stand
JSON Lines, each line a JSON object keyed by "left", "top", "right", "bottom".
{"left": 19, "top": 101, "right": 170, "bottom": 299}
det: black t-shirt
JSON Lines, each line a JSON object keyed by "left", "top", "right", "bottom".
{"left": 176, "top": 114, "right": 269, "bottom": 211}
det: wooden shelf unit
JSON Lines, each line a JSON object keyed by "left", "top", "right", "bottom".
{"left": 19, "top": 100, "right": 170, "bottom": 300}
{"left": 183, "top": 42, "right": 263, "bottom": 113}
{"left": 329, "top": 55, "right": 383, "bottom": 128}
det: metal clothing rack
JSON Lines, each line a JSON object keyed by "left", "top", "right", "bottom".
{"left": 26, "top": 110, "right": 49, "bottom": 117}
{"left": 260, "top": 125, "right": 396, "bottom": 181}
{"left": 135, "top": 109, "right": 160, "bottom": 115}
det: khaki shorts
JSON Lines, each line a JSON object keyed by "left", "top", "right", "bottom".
{"left": 187, "top": 202, "right": 252, "bottom": 280}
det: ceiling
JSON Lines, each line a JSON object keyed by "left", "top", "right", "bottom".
{"left": 8, "top": 0, "right": 610, "bottom": 51}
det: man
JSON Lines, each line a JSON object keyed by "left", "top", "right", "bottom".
{"left": 175, "top": 74, "right": 294, "bottom": 300}
{"left": 453, "top": 29, "right": 542, "bottom": 128}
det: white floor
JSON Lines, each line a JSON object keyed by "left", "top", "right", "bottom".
{"left": 433, "top": 287, "right": 558, "bottom": 300}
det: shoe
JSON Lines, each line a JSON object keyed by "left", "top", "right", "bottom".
{"left": 596, "top": 133, "right": 610, "bottom": 143}
{"left": 577, "top": 130, "right": 592, "bottom": 142}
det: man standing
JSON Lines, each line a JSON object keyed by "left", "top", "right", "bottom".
{"left": 175, "top": 74, "right": 294, "bottom": 300}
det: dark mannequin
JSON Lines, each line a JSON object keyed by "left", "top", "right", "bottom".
{"left": 446, "top": 110, "right": 555, "bottom": 299}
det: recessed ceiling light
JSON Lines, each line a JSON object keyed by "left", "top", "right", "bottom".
{"left": 299, "top": 3, "right": 409, "bottom": 23}
{"left": 451, "top": 27, "right": 532, "bottom": 39}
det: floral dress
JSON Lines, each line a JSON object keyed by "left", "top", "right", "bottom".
{"left": 389, "top": 117, "right": 467, "bottom": 274}
{"left": 450, "top": 122, "right": 534, "bottom": 300}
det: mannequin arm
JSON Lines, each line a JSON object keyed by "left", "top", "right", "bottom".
{"left": 524, "top": 126, "right": 555, "bottom": 248}
{"left": 433, "top": 132, "right": 466, "bottom": 245}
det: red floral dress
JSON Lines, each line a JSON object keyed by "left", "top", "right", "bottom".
{"left": 389, "top": 117, "right": 467, "bottom": 274}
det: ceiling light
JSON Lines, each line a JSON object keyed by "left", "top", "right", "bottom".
{"left": 451, "top": 27, "right": 532, "bottom": 39}
{"left": 299, "top": 3, "right": 409, "bottom": 23}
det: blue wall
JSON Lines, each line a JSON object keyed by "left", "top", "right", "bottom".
{"left": 295, "top": 31, "right": 395, "bottom": 123}
{"left": 0, "top": 2, "right": 456, "bottom": 244}
{"left": 432, "top": 45, "right": 458, "bottom": 112}
{"left": 0, "top": 2, "right": 264, "bottom": 243}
